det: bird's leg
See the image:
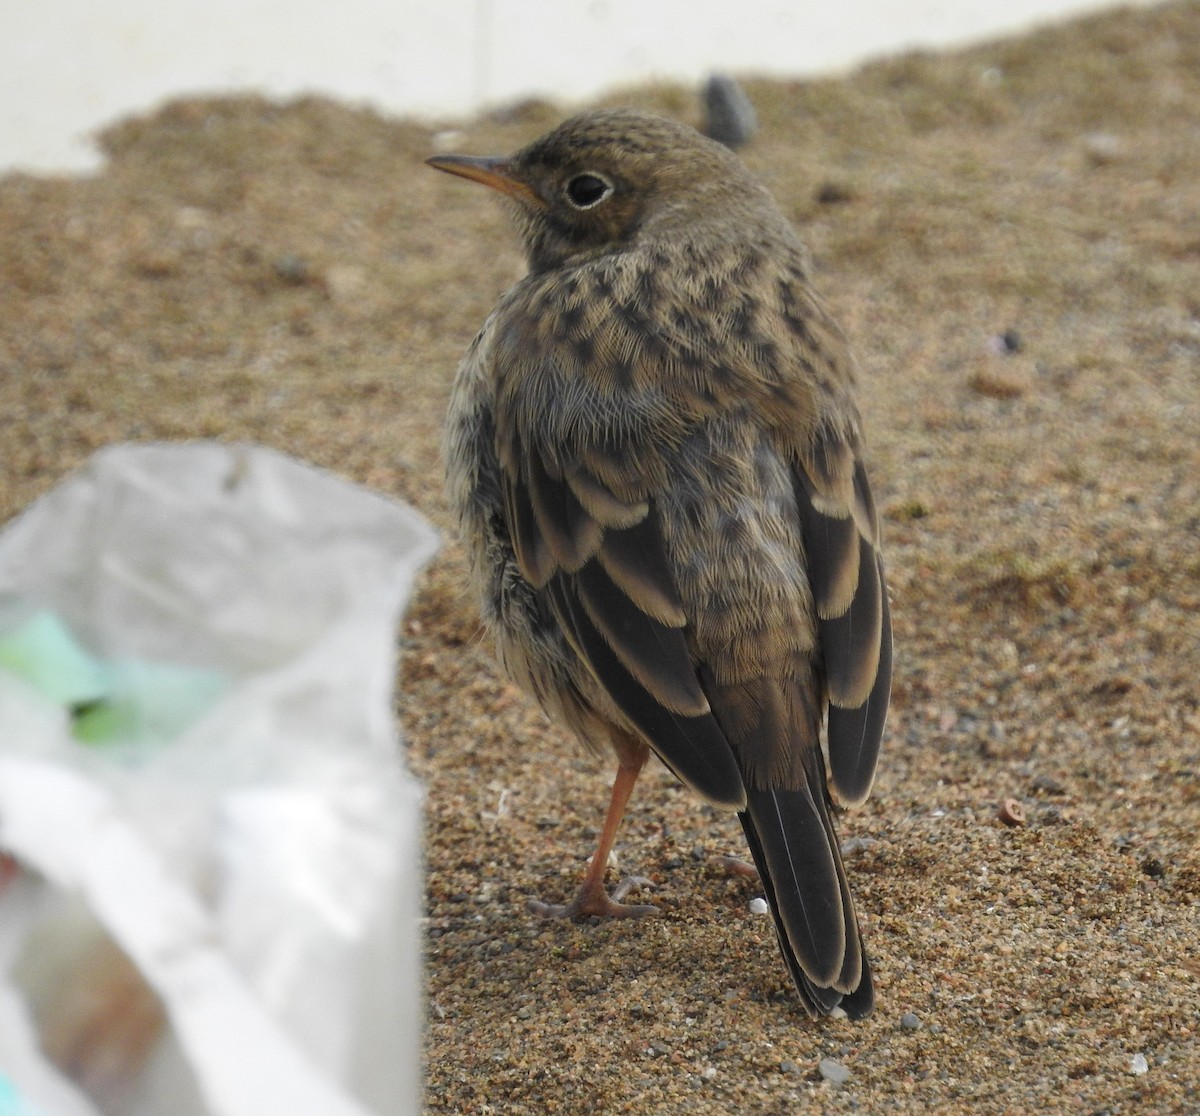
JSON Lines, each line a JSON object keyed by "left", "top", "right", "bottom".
{"left": 529, "top": 736, "right": 657, "bottom": 919}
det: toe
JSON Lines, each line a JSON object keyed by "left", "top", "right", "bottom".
{"left": 528, "top": 876, "right": 657, "bottom": 920}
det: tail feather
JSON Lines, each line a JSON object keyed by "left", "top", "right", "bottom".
{"left": 739, "top": 782, "right": 873, "bottom": 1018}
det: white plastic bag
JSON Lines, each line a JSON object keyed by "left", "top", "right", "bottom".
{"left": 0, "top": 443, "right": 438, "bottom": 1116}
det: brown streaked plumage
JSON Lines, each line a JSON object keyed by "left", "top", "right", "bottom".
{"left": 428, "top": 109, "right": 892, "bottom": 1019}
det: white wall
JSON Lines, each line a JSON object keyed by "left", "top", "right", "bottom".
{"left": 0, "top": 1, "right": 1155, "bottom": 174}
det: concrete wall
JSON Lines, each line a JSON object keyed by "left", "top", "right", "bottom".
{"left": 0, "top": 1, "right": 1153, "bottom": 173}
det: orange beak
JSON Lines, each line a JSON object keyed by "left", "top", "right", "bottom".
{"left": 425, "top": 154, "right": 542, "bottom": 207}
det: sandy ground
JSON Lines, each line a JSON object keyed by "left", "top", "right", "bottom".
{"left": 2, "top": 1, "right": 1198, "bottom": 1112}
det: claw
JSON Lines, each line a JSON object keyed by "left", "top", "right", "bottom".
{"left": 528, "top": 875, "right": 657, "bottom": 919}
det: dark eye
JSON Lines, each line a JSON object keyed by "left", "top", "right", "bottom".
{"left": 565, "top": 173, "right": 613, "bottom": 209}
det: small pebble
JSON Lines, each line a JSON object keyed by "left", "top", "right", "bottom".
{"left": 900, "top": 1011, "right": 922, "bottom": 1031}
{"left": 1031, "top": 773, "right": 1066, "bottom": 796}
{"left": 273, "top": 254, "right": 309, "bottom": 284}
{"left": 1084, "top": 131, "right": 1124, "bottom": 164}
{"left": 986, "top": 329, "right": 1022, "bottom": 355}
{"left": 819, "top": 1057, "right": 851, "bottom": 1085}
{"left": 816, "top": 180, "right": 855, "bottom": 205}
{"left": 969, "top": 366, "right": 1029, "bottom": 399}
{"left": 841, "top": 836, "right": 880, "bottom": 857}
{"left": 1140, "top": 856, "right": 1166, "bottom": 879}
{"left": 324, "top": 263, "right": 366, "bottom": 303}
{"left": 1130, "top": 1052, "right": 1149, "bottom": 1076}
{"left": 703, "top": 74, "right": 757, "bottom": 148}
{"left": 999, "top": 798, "right": 1026, "bottom": 826}
{"left": 749, "top": 896, "right": 770, "bottom": 915}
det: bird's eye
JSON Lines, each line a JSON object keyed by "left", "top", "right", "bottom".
{"left": 565, "top": 173, "right": 613, "bottom": 209}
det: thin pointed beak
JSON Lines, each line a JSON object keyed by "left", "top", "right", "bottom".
{"left": 425, "top": 154, "right": 542, "bottom": 207}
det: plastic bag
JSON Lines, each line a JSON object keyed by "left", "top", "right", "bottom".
{"left": 0, "top": 443, "right": 438, "bottom": 1116}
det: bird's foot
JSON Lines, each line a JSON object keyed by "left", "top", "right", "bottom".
{"left": 528, "top": 876, "right": 657, "bottom": 919}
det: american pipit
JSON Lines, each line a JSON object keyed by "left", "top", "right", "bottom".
{"left": 429, "top": 109, "right": 892, "bottom": 1018}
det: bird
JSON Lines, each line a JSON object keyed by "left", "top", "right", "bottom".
{"left": 427, "top": 108, "right": 892, "bottom": 1019}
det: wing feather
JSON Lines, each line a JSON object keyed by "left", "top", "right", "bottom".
{"left": 504, "top": 439, "right": 745, "bottom": 809}
{"left": 794, "top": 429, "right": 892, "bottom": 808}
{"left": 566, "top": 467, "right": 648, "bottom": 528}
{"left": 597, "top": 512, "right": 688, "bottom": 627}
{"left": 575, "top": 559, "right": 709, "bottom": 716}
{"left": 504, "top": 472, "right": 556, "bottom": 587}
{"left": 546, "top": 571, "right": 745, "bottom": 808}
{"left": 827, "top": 557, "right": 892, "bottom": 805}
{"left": 525, "top": 449, "right": 603, "bottom": 572}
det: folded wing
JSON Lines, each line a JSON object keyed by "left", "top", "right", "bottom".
{"left": 503, "top": 435, "right": 746, "bottom": 810}
{"left": 794, "top": 423, "right": 893, "bottom": 807}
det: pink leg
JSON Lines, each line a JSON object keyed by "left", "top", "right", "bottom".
{"left": 529, "top": 740, "right": 656, "bottom": 919}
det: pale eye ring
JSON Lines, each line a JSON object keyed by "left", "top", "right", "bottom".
{"left": 564, "top": 172, "right": 613, "bottom": 209}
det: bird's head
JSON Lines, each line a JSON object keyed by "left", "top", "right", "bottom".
{"left": 426, "top": 109, "right": 771, "bottom": 272}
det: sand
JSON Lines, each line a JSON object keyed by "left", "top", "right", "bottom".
{"left": 2, "top": 1, "right": 1198, "bottom": 1112}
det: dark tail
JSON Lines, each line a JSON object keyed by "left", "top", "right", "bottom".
{"left": 738, "top": 779, "right": 873, "bottom": 1019}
